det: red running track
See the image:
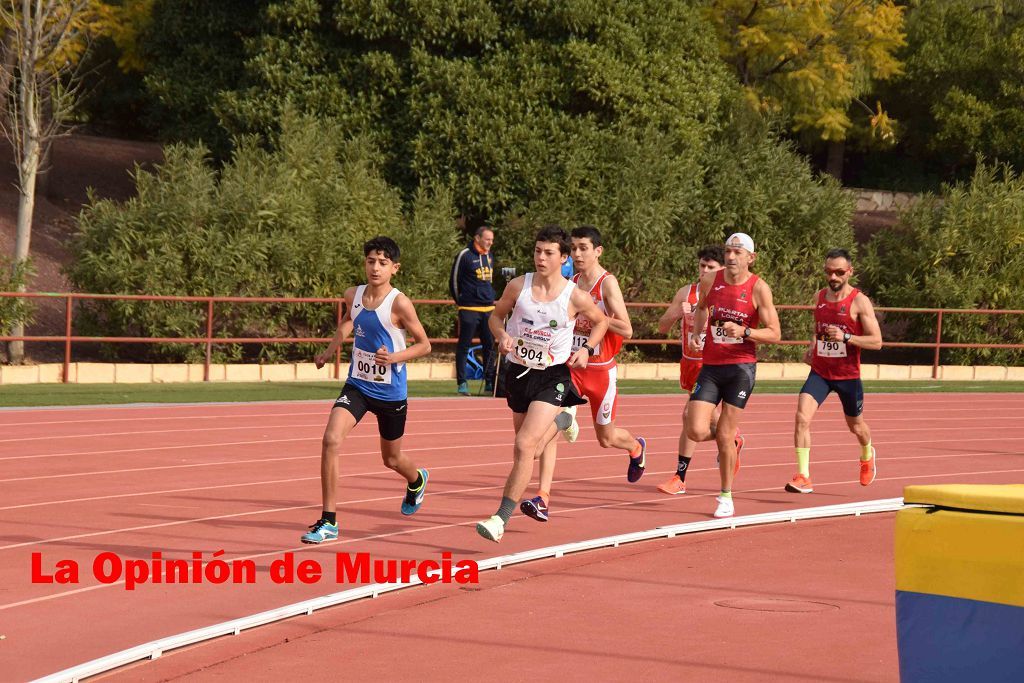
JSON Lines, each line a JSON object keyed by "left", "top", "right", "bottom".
{"left": 0, "top": 392, "right": 1022, "bottom": 680}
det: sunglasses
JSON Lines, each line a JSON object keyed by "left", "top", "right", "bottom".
{"left": 824, "top": 268, "right": 850, "bottom": 276}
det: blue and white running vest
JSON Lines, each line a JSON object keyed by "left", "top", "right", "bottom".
{"left": 347, "top": 285, "right": 408, "bottom": 401}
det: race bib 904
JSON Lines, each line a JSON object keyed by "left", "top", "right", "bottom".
{"left": 514, "top": 337, "right": 553, "bottom": 369}
{"left": 352, "top": 346, "right": 391, "bottom": 384}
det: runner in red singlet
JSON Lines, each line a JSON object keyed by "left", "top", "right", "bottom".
{"left": 786, "top": 248, "right": 883, "bottom": 494}
{"left": 684, "top": 232, "right": 781, "bottom": 518}
{"left": 656, "top": 244, "right": 724, "bottom": 495}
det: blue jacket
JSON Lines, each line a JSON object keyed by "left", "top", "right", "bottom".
{"left": 449, "top": 242, "right": 495, "bottom": 309}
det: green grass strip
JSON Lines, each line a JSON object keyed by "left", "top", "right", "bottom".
{"left": 0, "top": 379, "right": 1021, "bottom": 408}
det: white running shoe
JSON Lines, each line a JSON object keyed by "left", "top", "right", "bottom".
{"left": 475, "top": 514, "right": 505, "bottom": 542}
{"left": 555, "top": 405, "right": 579, "bottom": 443}
{"left": 714, "top": 495, "right": 735, "bottom": 518}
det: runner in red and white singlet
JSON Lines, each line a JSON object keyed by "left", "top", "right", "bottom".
{"left": 519, "top": 226, "right": 649, "bottom": 524}
{"left": 787, "top": 248, "right": 883, "bottom": 495}
{"left": 656, "top": 245, "right": 724, "bottom": 495}
{"left": 685, "top": 233, "right": 781, "bottom": 519}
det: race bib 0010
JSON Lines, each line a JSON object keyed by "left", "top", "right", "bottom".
{"left": 352, "top": 346, "right": 391, "bottom": 384}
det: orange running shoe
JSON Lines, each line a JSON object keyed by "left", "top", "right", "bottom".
{"left": 657, "top": 475, "right": 687, "bottom": 495}
{"left": 785, "top": 473, "right": 814, "bottom": 493}
{"left": 860, "top": 447, "right": 877, "bottom": 486}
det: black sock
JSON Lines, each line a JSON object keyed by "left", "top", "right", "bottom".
{"left": 676, "top": 455, "right": 692, "bottom": 482}
{"left": 408, "top": 471, "right": 424, "bottom": 491}
{"left": 322, "top": 511, "right": 336, "bottom": 525}
{"left": 496, "top": 497, "right": 517, "bottom": 524}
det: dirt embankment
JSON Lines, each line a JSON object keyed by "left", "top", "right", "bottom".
{"left": 0, "top": 134, "right": 162, "bottom": 361}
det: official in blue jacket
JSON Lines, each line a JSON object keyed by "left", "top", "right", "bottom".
{"left": 449, "top": 226, "right": 497, "bottom": 395}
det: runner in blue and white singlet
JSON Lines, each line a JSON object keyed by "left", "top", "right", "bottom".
{"left": 347, "top": 284, "right": 408, "bottom": 402}
{"left": 301, "top": 236, "right": 433, "bottom": 547}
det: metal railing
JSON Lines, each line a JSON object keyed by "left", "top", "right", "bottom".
{"left": 2, "top": 291, "right": 1022, "bottom": 382}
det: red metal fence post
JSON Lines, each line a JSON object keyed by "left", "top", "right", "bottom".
{"left": 932, "top": 310, "right": 944, "bottom": 379}
{"left": 334, "top": 299, "right": 343, "bottom": 380}
{"left": 204, "top": 299, "right": 214, "bottom": 382}
{"left": 63, "top": 295, "right": 73, "bottom": 383}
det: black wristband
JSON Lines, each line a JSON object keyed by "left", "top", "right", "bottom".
{"left": 582, "top": 342, "right": 595, "bottom": 355}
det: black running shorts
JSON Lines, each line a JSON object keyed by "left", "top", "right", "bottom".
{"left": 690, "top": 363, "right": 757, "bottom": 409}
{"left": 503, "top": 362, "right": 587, "bottom": 414}
{"left": 333, "top": 383, "right": 408, "bottom": 440}
{"left": 800, "top": 370, "right": 864, "bottom": 417}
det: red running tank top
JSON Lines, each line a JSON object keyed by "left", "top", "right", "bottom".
{"left": 811, "top": 288, "right": 863, "bottom": 380}
{"left": 680, "top": 283, "right": 703, "bottom": 361}
{"left": 571, "top": 271, "right": 623, "bottom": 367}
{"left": 703, "top": 270, "right": 760, "bottom": 366}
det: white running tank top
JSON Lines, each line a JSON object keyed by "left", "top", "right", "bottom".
{"left": 505, "top": 273, "right": 576, "bottom": 369}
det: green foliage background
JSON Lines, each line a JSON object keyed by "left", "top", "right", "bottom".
{"left": 0, "top": 257, "right": 33, "bottom": 338}
{"left": 862, "top": 163, "right": 1024, "bottom": 365}
{"left": 68, "top": 113, "right": 459, "bottom": 362}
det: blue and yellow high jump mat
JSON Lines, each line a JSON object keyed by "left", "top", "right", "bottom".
{"left": 896, "top": 484, "right": 1024, "bottom": 682}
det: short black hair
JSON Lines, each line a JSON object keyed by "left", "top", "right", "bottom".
{"left": 535, "top": 224, "right": 571, "bottom": 256}
{"left": 698, "top": 244, "right": 725, "bottom": 264}
{"left": 474, "top": 225, "right": 494, "bottom": 238}
{"left": 571, "top": 225, "right": 602, "bottom": 248}
{"left": 364, "top": 236, "right": 400, "bottom": 262}
{"left": 825, "top": 248, "right": 852, "bottom": 263}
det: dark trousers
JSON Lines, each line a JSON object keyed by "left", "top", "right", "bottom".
{"left": 456, "top": 309, "right": 496, "bottom": 384}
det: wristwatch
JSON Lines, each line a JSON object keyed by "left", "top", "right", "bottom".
{"left": 581, "top": 342, "right": 595, "bottom": 356}
{"left": 843, "top": 332, "right": 852, "bottom": 343}
{"left": 743, "top": 327, "right": 751, "bottom": 338}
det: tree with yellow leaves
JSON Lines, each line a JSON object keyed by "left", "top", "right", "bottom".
{"left": 707, "top": 0, "right": 905, "bottom": 176}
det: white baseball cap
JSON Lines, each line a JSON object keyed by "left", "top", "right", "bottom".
{"left": 725, "top": 232, "right": 755, "bottom": 253}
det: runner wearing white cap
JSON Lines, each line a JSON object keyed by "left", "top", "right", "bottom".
{"left": 684, "top": 232, "right": 781, "bottom": 518}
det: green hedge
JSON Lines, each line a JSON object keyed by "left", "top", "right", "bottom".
{"left": 68, "top": 113, "right": 460, "bottom": 362}
{"left": 0, "top": 257, "right": 33, "bottom": 338}
{"left": 862, "top": 163, "right": 1024, "bottom": 365}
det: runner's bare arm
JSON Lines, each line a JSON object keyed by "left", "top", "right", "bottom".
{"left": 376, "top": 294, "right": 432, "bottom": 365}
{"left": 688, "top": 272, "right": 715, "bottom": 352}
{"left": 850, "top": 294, "right": 883, "bottom": 350}
{"left": 489, "top": 275, "right": 523, "bottom": 355}
{"left": 658, "top": 286, "right": 688, "bottom": 335}
{"left": 747, "top": 279, "right": 782, "bottom": 344}
{"left": 601, "top": 275, "right": 633, "bottom": 339}
{"left": 803, "top": 295, "right": 816, "bottom": 364}
{"left": 315, "top": 286, "right": 357, "bottom": 368}
{"left": 568, "top": 287, "right": 608, "bottom": 368}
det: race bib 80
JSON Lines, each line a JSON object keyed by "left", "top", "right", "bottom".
{"left": 711, "top": 322, "right": 743, "bottom": 344}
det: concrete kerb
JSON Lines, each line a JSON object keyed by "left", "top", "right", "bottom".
{"left": 1, "top": 362, "right": 1022, "bottom": 385}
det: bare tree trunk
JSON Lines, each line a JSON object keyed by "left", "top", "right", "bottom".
{"left": 1, "top": 0, "right": 90, "bottom": 363}
{"left": 825, "top": 139, "right": 845, "bottom": 180}
{"left": 7, "top": 115, "right": 39, "bottom": 364}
